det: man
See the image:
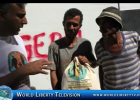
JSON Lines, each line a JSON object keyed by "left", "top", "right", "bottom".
{"left": 95, "top": 6, "right": 140, "bottom": 90}
{"left": 0, "top": 3, "right": 53, "bottom": 90}
{"left": 48, "top": 8, "right": 97, "bottom": 90}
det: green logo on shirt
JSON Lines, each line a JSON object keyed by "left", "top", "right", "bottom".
{"left": 8, "top": 51, "right": 27, "bottom": 72}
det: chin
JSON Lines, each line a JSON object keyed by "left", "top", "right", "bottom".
{"left": 66, "top": 33, "right": 77, "bottom": 38}
{"left": 66, "top": 35, "right": 76, "bottom": 39}
{"left": 17, "top": 32, "right": 19, "bottom": 35}
{"left": 14, "top": 32, "right": 19, "bottom": 35}
{"left": 12, "top": 32, "right": 19, "bottom": 36}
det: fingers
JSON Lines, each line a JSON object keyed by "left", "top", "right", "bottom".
{"left": 41, "top": 66, "right": 54, "bottom": 70}
{"left": 41, "top": 59, "right": 54, "bottom": 65}
{"left": 112, "top": 28, "right": 116, "bottom": 32}
{"left": 40, "top": 66, "right": 54, "bottom": 74}
{"left": 80, "top": 59, "right": 85, "bottom": 63}
{"left": 78, "top": 55, "right": 83, "bottom": 59}
{"left": 78, "top": 56, "right": 85, "bottom": 61}
{"left": 43, "top": 61, "right": 54, "bottom": 65}
{"left": 78, "top": 56, "right": 84, "bottom": 62}
{"left": 77, "top": 56, "right": 88, "bottom": 64}
{"left": 78, "top": 56, "right": 82, "bottom": 62}
{"left": 40, "top": 70, "right": 49, "bottom": 74}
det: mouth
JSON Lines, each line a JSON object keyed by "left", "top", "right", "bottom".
{"left": 18, "top": 28, "right": 20, "bottom": 31}
{"left": 68, "top": 31, "right": 75, "bottom": 34}
{"left": 101, "top": 29, "right": 112, "bottom": 35}
{"left": 66, "top": 32, "right": 76, "bottom": 38}
{"left": 101, "top": 31, "right": 108, "bottom": 36}
{"left": 67, "top": 32, "right": 76, "bottom": 37}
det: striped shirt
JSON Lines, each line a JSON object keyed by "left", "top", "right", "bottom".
{"left": 95, "top": 31, "right": 140, "bottom": 90}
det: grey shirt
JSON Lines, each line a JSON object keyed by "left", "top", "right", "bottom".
{"left": 48, "top": 37, "right": 96, "bottom": 78}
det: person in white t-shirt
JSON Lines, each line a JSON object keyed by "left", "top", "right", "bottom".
{"left": 0, "top": 3, "right": 54, "bottom": 90}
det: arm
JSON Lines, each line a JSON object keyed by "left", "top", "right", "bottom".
{"left": 77, "top": 41, "right": 98, "bottom": 68}
{"left": 0, "top": 59, "right": 53, "bottom": 90}
{"left": 0, "top": 65, "right": 28, "bottom": 89}
{"left": 50, "top": 70, "right": 60, "bottom": 90}
{"left": 99, "top": 65, "right": 104, "bottom": 90}
{"left": 136, "top": 32, "right": 140, "bottom": 57}
{"left": 48, "top": 45, "right": 60, "bottom": 90}
{"left": 87, "top": 41, "right": 98, "bottom": 68}
{"left": 94, "top": 42, "right": 104, "bottom": 89}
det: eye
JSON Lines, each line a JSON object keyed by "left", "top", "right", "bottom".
{"left": 66, "top": 22, "right": 78, "bottom": 27}
{"left": 66, "top": 22, "right": 71, "bottom": 26}
{"left": 73, "top": 23, "right": 78, "bottom": 27}
{"left": 16, "top": 13, "right": 25, "bottom": 19}
{"left": 103, "top": 20, "right": 108, "bottom": 24}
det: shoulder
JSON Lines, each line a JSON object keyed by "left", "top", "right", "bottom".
{"left": 78, "top": 38, "right": 92, "bottom": 45}
{"left": 78, "top": 37, "right": 90, "bottom": 42}
{"left": 77, "top": 38, "right": 93, "bottom": 47}
{"left": 121, "top": 31, "right": 140, "bottom": 42}
{"left": 121, "top": 31, "right": 138, "bottom": 34}
{"left": 15, "top": 35, "right": 23, "bottom": 40}
{"left": 14, "top": 35, "right": 24, "bottom": 44}
{"left": 121, "top": 31, "right": 139, "bottom": 37}
{"left": 49, "top": 38, "right": 63, "bottom": 50}
{"left": 95, "top": 39, "right": 101, "bottom": 49}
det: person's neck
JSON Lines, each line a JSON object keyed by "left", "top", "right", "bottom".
{"left": 0, "top": 30, "right": 10, "bottom": 37}
{"left": 0, "top": 34, "right": 10, "bottom": 37}
{"left": 64, "top": 36, "right": 77, "bottom": 47}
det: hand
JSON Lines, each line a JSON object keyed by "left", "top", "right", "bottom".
{"left": 78, "top": 56, "right": 91, "bottom": 65}
{"left": 24, "top": 59, "right": 54, "bottom": 75}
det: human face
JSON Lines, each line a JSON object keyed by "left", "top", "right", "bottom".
{"left": 63, "top": 15, "right": 81, "bottom": 39}
{"left": 0, "top": 4, "right": 27, "bottom": 36}
{"left": 98, "top": 17, "right": 118, "bottom": 38}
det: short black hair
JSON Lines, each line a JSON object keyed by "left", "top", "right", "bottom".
{"left": 0, "top": 3, "right": 27, "bottom": 12}
{"left": 63, "top": 8, "right": 83, "bottom": 25}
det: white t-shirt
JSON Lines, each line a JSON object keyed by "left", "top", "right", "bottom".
{"left": 0, "top": 35, "right": 30, "bottom": 90}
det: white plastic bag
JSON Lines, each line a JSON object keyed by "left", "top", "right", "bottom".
{"left": 61, "top": 57, "right": 101, "bottom": 90}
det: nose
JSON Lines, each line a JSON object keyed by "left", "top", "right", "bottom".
{"left": 69, "top": 24, "right": 74, "bottom": 30}
{"left": 99, "top": 26, "right": 107, "bottom": 33}
{"left": 100, "top": 26, "right": 105, "bottom": 31}
{"left": 22, "top": 16, "right": 28, "bottom": 25}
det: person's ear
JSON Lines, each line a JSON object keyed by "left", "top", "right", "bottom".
{"left": 80, "top": 24, "right": 82, "bottom": 29}
{"left": 0, "top": 9, "right": 5, "bottom": 21}
{"left": 62, "top": 21, "right": 65, "bottom": 27}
